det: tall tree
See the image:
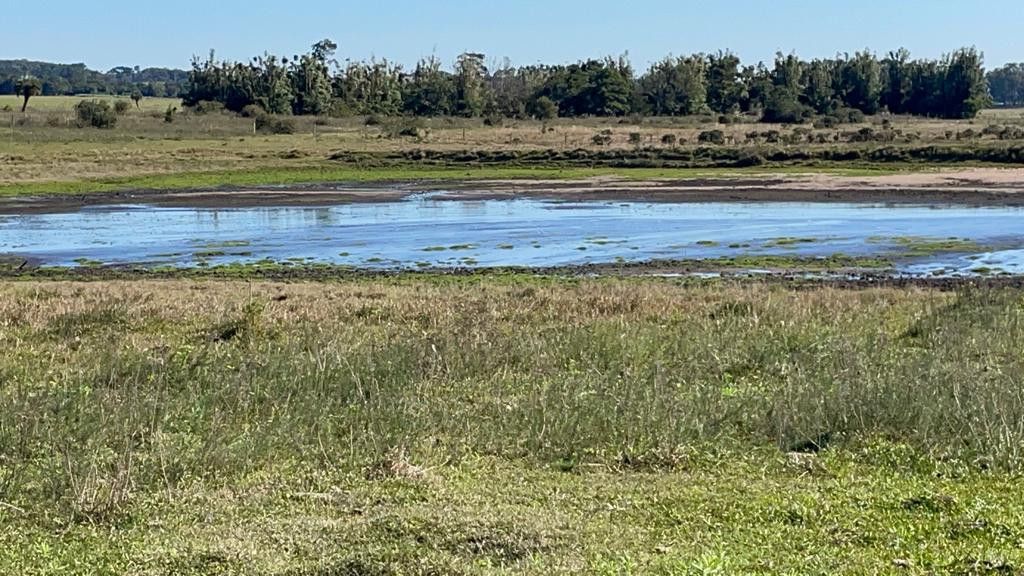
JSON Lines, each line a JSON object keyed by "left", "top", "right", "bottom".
{"left": 801, "top": 59, "right": 836, "bottom": 114}
{"left": 404, "top": 56, "right": 455, "bottom": 116}
{"left": 882, "top": 49, "right": 913, "bottom": 114}
{"left": 640, "top": 55, "right": 706, "bottom": 116}
{"left": 705, "top": 52, "right": 745, "bottom": 114}
{"left": 290, "top": 40, "right": 335, "bottom": 115}
{"left": 941, "top": 47, "right": 989, "bottom": 118}
{"left": 454, "top": 52, "right": 488, "bottom": 117}
{"left": 836, "top": 51, "right": 883, "bottom": 114}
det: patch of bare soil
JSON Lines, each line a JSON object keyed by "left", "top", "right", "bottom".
{"left": 3, "top": 167, "right": 1024, "bottom": 214}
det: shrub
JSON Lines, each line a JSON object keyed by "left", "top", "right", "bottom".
{"left": 814, "top": 116, "right": 839, "bottom": 129}
{"left": 192, "top": 100, "right": 225, "bottom": 114}
{"left": 762, "top": 88, "right": 813, "bottom": 124}
{"left": 45, "top": 115, "right": 64, "bottom": 128}
{"left": 834, "top": 107, "right": 866, "bottom": 124}
{"left": 364, "top": 114, "right": 383, "bottom": 126}
{"left": 734, "top": 151, "right": 766, "bottom": 167}
{"left": 530, "top": 96, "right": 558, "bottom": 121}
{"left": 591, "top": 130, "right": 613, "bottom": 146}
{"left": 661, "top": 134, "right": 677, "bottom": 145}
{"left": 164, "top": 105, "right": 177, "bottom": 123}
{"left": 255, "top": 114, "right": 296, "bottom": 135}
{"left": 113, "top": 100, "right": 131, "bottom": 115}
{"left": 240, "top": 104, "right": 264, "bottom": 118}
{"left": 74, "top": 100, "right": 118, "bottom": 129}
{"left": 697, "top": 129, "right": 726, "bottom": 145}
{"left": 386, "top": 118, "right": 428, "bottom": 139}
{"left": 628, "top": 132, "right": 643, "bottom": 145}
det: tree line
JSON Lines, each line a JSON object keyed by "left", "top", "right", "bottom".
{"left": 181, "top": 42, "right": 992, "bottom": 122}
{"left": 5, "top": 46, "right": 1012, "bottom": 122}
{"left": 0, "top": 59, "right": 187, "bottom": 98}
{"left": 989, "top": 63, "right": 1024, "bottom": 106}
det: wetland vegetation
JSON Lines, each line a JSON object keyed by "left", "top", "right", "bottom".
{"left": 4, "top": 278, "right": 1024, "bottom": 574}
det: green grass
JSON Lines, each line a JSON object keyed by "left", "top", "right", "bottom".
{"left": 3, "top": 278, "right": 1024, "bottom": 573}
{"left": 0, "top": 95, "right": 182, "bottom": 113}
{"left": 764, "top": 236, "right": 820, "bottom": 247}
{"left": 0, "top": 164, "right": 905, "bottom": 197}
{"left": 869, "top": 235, "right": 984, "bottom": 257}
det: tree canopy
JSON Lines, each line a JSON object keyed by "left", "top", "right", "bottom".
{"left": 4, "top": 43, "right": 999, "bottom": 123}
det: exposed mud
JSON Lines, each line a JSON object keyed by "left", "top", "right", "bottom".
{"left": 3, "top": 168, "right": 1024, "bottom": 213}
{"left": 2, "top": 259, "right": 1022, "bottom": 291}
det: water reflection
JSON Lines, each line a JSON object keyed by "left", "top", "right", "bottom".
{"left": 0, "top": 198, "right": 1022, "bottom": 276}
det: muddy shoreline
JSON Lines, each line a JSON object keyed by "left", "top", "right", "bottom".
{"left": 3, "top": 168, "right": 1024, "bottom": 213}
{"left": 0, "top": 260, "right": 1021, "bottom": 290}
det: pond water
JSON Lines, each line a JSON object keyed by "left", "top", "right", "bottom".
{"left": 2, "top": 194, "right": 1024, "bottom": 275}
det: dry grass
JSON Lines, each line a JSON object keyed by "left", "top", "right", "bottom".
{"left": 5, "top": 277, "right": 1024, "bottom": 574}
{"left": 0, "top": 108, "right": 1021, "bottom": 187}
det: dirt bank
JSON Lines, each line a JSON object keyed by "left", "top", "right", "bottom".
{"left": 2, "top": 168, "right": 1024, "bottom": 213}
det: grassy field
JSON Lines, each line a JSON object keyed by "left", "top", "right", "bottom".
{"left": 3, "top": 277, "right": 1024, "bottom": 574}
{"left": 0, "top": 97, "right": 1022, "bottom": 195}
{"left": 0, "top": 95, "right": 182, "bottom": 114}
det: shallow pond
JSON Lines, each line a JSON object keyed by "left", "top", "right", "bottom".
{"left": 2, "top": 194, "right": 1024, "bottom": 275}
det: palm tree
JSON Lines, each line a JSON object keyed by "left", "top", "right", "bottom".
{"left": 15, "top": 77, "right": 41, "bottom": 112}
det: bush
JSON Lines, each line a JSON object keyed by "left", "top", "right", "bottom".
{"left": 697, "top": 129, "right": 726, "bottom": 145}
{"left": 74, "top": 100, "right": 118, "bottom": 129}
{"left": 734, "top": 151, "right": 766, "bottom": 167}
{"left": 364, "top": 114, "right": 383, "bottom": 126}
{"left": 113, "top": 100, "right": 131, "bottom": 115}
{"left": 530, "top": 96, "right": 558, "bottom": 121}
{"left": 192, "top": 100, "right": 225, "bottom": 114}
{"left": 762, "top": 88, "right": 812, "bottom": 124}
{"left": 592, "top": 130, "right": 613, "bottom": 146}
{"left": 661, "top": 134, "right": 677, "bottom": 145}
{"left": 836, "top": 108, "right": 866, "bottom": 124}
{"left": 814, "top": 116, "right": 839, "bottom": 129}
{"left": 240, "top": 104, "right": 264, "bottom": 118}
{"left": 628, "top": 132, "right": 643, "bottom": 145}
{"left": 255, "top": 113, "right": 296, "bottom": 135}
{"left": 45, "top": 115, "right": 64, "bottom": 128}
{"left": 164, "top": 105, "right": 177, "bottom": 123}
{"left": 385, "top": 118, "right": 428, "bottom": 139}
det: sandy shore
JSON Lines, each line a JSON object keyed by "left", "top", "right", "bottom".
{"left": 3, "top": 167, "right": 1024, "bottom": 213}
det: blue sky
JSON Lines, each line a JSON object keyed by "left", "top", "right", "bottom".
{"left": 9, "top": 0, "right": 1022, "bottom": 71}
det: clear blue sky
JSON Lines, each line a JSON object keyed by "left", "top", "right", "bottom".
{"left": 8, "top": 0, "right": 1022, "bottom": 71}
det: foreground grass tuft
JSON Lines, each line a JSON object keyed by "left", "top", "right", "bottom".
{"left": 3, "top": 278, "right": 1024, "bottom": 573}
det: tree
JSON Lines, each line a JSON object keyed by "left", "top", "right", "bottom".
{"left": 801, "top": 59, "right": 836, "bottom": 114}
{"left": 640, "top": 55, "right": 706, "bottom": 116}
{"left": 404, "top": 56, "right": 455, "bottom": 116}
{"left": 836, "top": 51, "right": 883, "bottom": 114}
{"left": 15, "top": 77, "right": 41, "bottom": 112}
{"left": 705, "top": 52, "right": 745, "bottom": 113}
{"left": 882, "top": 49, "right": 913, "bottom": 114}
{"left": 454, "top": 52, "right": 488, "bottom": 117}
{"left": 290, "top": 42, "right": 334, "bottom": 115}
{"left": 941, "top": 47, "right": 989, "bottom": 118}
{"left": 130, "top": 88, "right": 143, "bottom": 109}
{"left": 987, "top": 63, "right": 1024, "bottom": 106}
{"left": 538, "top": 59, "right": 632, "bottom": 117}
{"left": 529, "top": 95, "right": 558, "bottom": 120}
